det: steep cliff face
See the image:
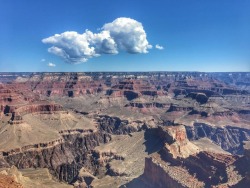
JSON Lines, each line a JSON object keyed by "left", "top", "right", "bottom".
{"left": 140, "top": 126, "right": 204, "bottom": 188}
{"left": 96, "top": 115, "right": 146, "bottom": 134}
{"left": 157, "top": 125, "right": 200, "bottom": 160}
{"left": 14, "top": 103, "right": 65, "bottom": 116}
{"left": 143, "top": 154, "right": 205, "bottom": 188}
{"left": 182, "top": 152, "right": 238, "bottom": 185}
{"left": 2, "top": 131, "right": 111, "bottom": 183}
{"left": 186, "top": 123, "right": 250, "bottom": 154}
{"left": 9, "top": 103, "right": 66, "bottom": 124}
{"left": 141, "top": 126, "right": 242, "bottom": 188}
{"left": 143, "top": 157, "right": 186, "bottom": 188}
{"left": 231, "top": 142, "right": 250, "bottom": 187}
{"left": 141, "top": 152, "right": 238, "bottom": 188}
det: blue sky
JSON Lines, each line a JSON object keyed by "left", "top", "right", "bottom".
{"left": 0, "top": 0, "right": 249, "bottom": 72}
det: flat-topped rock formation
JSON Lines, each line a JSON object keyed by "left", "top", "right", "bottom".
{"left": 0, "top": 111, "right": 97, "bottom": 152}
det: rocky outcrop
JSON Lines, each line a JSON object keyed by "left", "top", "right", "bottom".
{"left": 123, "top": 91, "right": 139, "bottom": 101}
{"left": 182, "top": 151, "right": 238, "bottom": 186}
{"left": 96, "top": 115, "right": 145, "bottom": 134}
{"left": 157, "top": 126, "right": 200, "bottom": 160}
{"left": 186, "top": 123, "right": 250, "bottom": 154}
{"left": 187, "top": 92, "right": 208, "bottom": 104}
{"left": 167, "top": 104, "right": 193, "bottom": 112}
{"left": 143, "top": 155, "right": 204, "bottom": 188}
{"left": 93, "top": 150, "right": 124, "bottom": 165}
{"left": 2, "top": 131, "right": 111, "bottom": 183}
{"left": 92, "top": 149, "right": 126, "bottom": 177}
{"left": 72, "top": 168, "right": 96, "bottom": 187}
{"left": 141, "top": 126, "right": 241, "bottom": 187}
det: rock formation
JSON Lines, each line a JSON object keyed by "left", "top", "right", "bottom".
{"left": 0, "top": 72, "right": 249, "bottom": 187}
{"left": 141, "top": 125, "right": 243, "bottom": 188}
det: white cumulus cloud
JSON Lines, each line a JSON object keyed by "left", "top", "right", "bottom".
{"left": 103, "top": 17, "right": 152, "bottom": 54}
{"left": 47, "top": 62, "right": 56, "bottom": 67}
{"left": 42, "top": 17, "right": 152, "bottom": 64}
{"left": 155, "top": 44, "right": 164, "bottom": 50}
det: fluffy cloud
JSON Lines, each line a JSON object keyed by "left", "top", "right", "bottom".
{"left": 155, "top": 44, "right": 164, "bottom": 50}
{"left": 42, "top": 17, "right": 152, "bottom": 64}
{"left": 103, "top": 17, "right": 152, "bottom": 53}
{"left": 47, "top": 62, "right": 56, "bottom": 67}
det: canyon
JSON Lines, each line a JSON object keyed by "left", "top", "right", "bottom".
{"left": 0, "top": 72, "right": 249, "bottom": 187}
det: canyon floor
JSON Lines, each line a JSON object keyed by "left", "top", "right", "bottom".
{"left": 0, "top": 72, "right": 250, "bottom": 188}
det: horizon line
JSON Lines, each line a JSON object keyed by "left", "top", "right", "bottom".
{"left": 0, "top": 71, "right": 250, "bottom": 73}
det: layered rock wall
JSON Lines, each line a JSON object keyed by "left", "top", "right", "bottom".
{"left": 186, "top": 123, "right": 250, "bottom": 154}
{"left": 2, "top": 131, "right": 111, "bottom": 183}
{"left": 143, "top": 157, "right": 186, "bottom": 188}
